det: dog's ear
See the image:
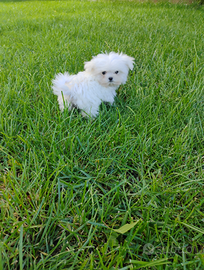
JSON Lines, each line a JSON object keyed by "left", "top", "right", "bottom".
{"left": 84, "top": 60, "right": 94, "bottom": 73}
{"left": 121, "top": 54, "right": 135, "bottom": 70}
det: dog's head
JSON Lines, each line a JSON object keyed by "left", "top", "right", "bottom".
{"left": 84, "top": 52, "right": 135, "bottom": 87}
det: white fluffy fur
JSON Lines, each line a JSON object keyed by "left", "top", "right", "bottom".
{"left": 52, "top": 52, "right": 134, "bottom": 117}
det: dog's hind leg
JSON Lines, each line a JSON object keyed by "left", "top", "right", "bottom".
{"left": 57, "top": 94, "right": 73, "bottom": 111}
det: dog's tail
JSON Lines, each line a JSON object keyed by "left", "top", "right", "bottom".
{"left": 52, "top": 72, "right": 73, "bottom": 97}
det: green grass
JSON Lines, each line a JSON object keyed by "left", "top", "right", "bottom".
{"left": 0, "top": 0, "right": 204, "bottom": 269}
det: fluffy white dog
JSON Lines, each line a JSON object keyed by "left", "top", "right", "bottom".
{"left": 52, "top": 52, "right": 134, "bottom": 117}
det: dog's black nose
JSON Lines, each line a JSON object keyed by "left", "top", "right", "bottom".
{"left": 109, "top": 77, "right": 113, "bottom": 81}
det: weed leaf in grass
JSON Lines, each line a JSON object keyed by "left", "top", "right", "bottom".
{"left": 113, "top": 220, "right": 140, "bottom": 234}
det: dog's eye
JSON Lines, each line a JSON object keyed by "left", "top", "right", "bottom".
{"left": 115, "top": 71, "right": 119, "bottom": 74}
{"left": 102, "top": 71, "right": 106, "bottom": 75}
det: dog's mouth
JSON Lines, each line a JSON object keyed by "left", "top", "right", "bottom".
{"left": 108, "top": 82, "right": 117, "bottom": 87}
{"left": 108, "top": 79, "right": 118, "bottom": 85}
{"left": 108, "top": 81, "right": 114, "bottom": 85}
{"left": 99, "top": 80, "right": 118, "bottom": 87}
{"left": 108, "top": 81, "right": 120, "bottom": 87}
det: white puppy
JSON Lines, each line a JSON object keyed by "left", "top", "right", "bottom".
{"left": 52, "top": 52, "right": 134, "bottom": 117}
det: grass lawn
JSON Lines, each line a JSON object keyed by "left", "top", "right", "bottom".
{"left": 0, "top": 0, "right": 204, "bottom": 269}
